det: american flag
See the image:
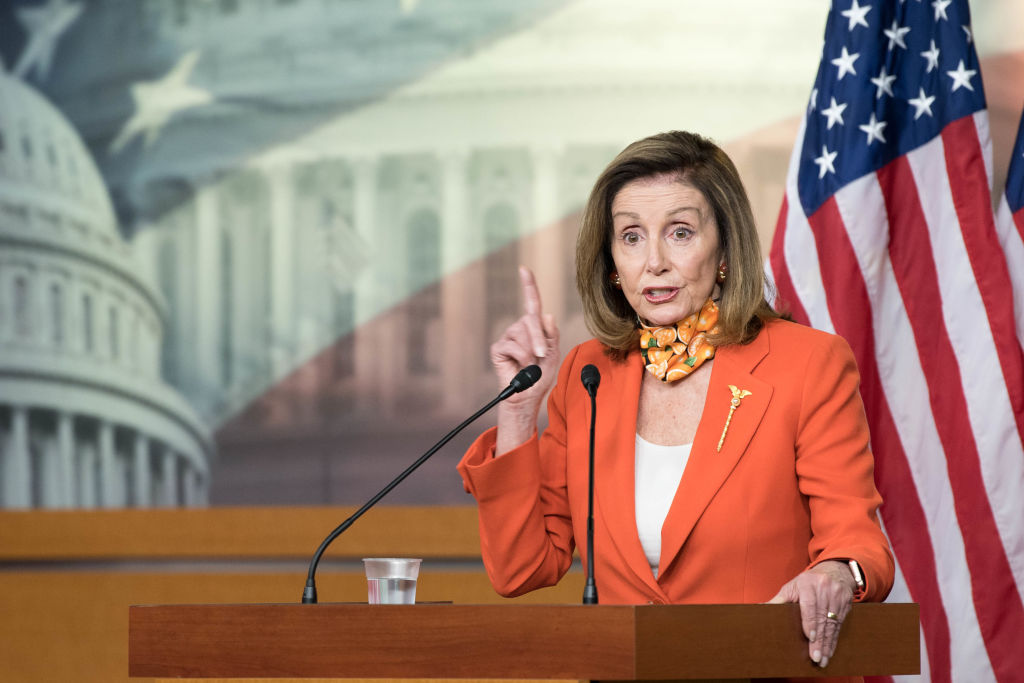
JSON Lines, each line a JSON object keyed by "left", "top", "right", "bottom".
{"left": 995, "top": 113, "right": 1024, "bottom": 351}
{"left": 767, "top": 1, "right": 1024, "bottom": 681}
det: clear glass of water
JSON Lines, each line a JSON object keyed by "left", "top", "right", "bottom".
{"left": 362, "top": 558, "right": 422, "bottom": 604}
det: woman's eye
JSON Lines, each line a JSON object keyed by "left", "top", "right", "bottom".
{"left": 622, "top": 232, "right": 640, "bottom": 245}
{"left": 672, "top": 227, "right": 691, "bottom": 240}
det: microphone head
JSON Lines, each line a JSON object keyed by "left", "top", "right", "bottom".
{"left": 511, "top": 364, "right": 542, "bottom": 393}
{"left": 581, "top": 364, "right": 601, "bottom": 393}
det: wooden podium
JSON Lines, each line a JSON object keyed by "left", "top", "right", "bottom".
{"left": 129, "top": 602, "right": 918, "bottom": 681}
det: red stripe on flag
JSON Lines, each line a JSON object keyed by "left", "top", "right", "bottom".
{"left": 880, "top": 154, "right": 1024, "bottom": 680}
{"left": 943, "top": 117, "right": 1024, "bottom": 445}
{"left": 768, "top": 196, "right": 811, "bottom": 326}
{"left": 805, "top": 196, "right": 952, "bottom": 683}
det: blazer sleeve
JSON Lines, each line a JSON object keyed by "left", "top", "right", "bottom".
{"left": 456, "top": 347, "right": 580, "bottom": 597}
{"left": 795, "top": 333, "right": 895, "bottom": 602}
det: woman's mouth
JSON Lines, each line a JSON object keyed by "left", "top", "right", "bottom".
{"left": 643, "top": 287, "right": 679, "bottom": 304}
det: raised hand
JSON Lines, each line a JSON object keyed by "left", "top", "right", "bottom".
{"left": 490, "top": 267, "right": 560, "bottom": 454}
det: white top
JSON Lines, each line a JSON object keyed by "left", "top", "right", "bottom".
{"left": 634, "top": 434, "right": 692, "bottom": 578}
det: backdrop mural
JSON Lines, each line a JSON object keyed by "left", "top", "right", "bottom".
{"left": 0, "top": 0, "right": 1022, "bottom": 508}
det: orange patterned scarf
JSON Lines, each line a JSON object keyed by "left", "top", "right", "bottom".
{"left": 639, "top": 299, "right": 719, "bottom": 382}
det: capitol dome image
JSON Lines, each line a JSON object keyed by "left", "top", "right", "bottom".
{"left": 7, "top": 0, "right": 1022, "bottom": 505}
{"left": 0, "top": 67, "right": 212, "bottom": 509}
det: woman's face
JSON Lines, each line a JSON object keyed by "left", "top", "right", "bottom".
{"left": 610, "top": 175, "right": 723, "bottom": 328}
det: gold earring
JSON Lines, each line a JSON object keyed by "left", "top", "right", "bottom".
{"left": 717, "top": 263, "right": 727, "bottom": 283}
{"left": 611, "top": 272, "right": 621, "bottom": 288}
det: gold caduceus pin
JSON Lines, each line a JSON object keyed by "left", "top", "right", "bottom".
{"left": 717, "top": 385, "right": 752, "bottom": 452}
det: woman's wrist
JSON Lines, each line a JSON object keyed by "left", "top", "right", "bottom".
{"left": 495, "top": 401, "right": 540, "bottom": 456}
{"left": 811, "top": 559, "right": 858, "bottom": 595}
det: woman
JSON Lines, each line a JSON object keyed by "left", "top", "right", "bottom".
{"left": 457, "top": 131, "right": 894, "bottom": 671}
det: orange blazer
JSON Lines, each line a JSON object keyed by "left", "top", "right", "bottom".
{"left": 458, "top": 319, "right": 895, "bottom": 605}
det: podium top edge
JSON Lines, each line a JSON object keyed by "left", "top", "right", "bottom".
{"left": 128, "top": 602, "right": 919, "bottom": 609}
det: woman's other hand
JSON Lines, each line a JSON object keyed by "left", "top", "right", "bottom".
{"left": 491, "top": 267, "right": 559, "bottom": 455}
{"left": 767, "top": 560, "right": 857, "bottom": 669}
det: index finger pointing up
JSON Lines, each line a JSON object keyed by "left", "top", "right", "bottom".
{"left": 519, "top": 266, "right": 544, "bottom": 317}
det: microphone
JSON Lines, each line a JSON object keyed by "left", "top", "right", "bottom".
{"left": 499, "top": 364, "right": 543, "bottom": 400}
{"left": 581, "top": 363, "right": 600, "bottom": 397}
{"left": 301, "top": 364, "right": 542, "bottom": 604}
{"left": 581, "top": 363, "right": 600, "bottom": 604}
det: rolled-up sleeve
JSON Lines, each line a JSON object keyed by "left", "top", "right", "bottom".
{"left": 456, "top": 348, "right": 579, "bottom": 597}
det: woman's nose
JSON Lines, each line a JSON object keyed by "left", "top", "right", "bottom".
{"left": 645, "top": 240, "right": 669, "bottom": 273}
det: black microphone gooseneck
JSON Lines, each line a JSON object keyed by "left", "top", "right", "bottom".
{"left": 301, "top": 364, "right": 542, "bottom": 604}
{"left": 580, "top": 363, "right": 600, "bottom": 605}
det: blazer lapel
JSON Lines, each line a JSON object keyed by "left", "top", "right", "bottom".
{"left": 657, "top": 331, "right": 774, "bottom": 578}
{"left": 594, "top": 351, "right": 664, "bottom": 595}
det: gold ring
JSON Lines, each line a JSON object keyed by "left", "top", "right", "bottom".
{"left": 826, "top": 611, "right": 839, "bottom": 621}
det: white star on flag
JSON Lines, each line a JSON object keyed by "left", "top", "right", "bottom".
{"left": 12, "top": 0, "right": 83, "bottom": 81}
{"left": 814, "top": 145, "right": 838, "bottom": 179}
{"left": 883, "top": 19, "right": 910, "bottom": 50}
{"left": 109, "top": 50, "right": 213, "bottom": 154}
{"left": 809, "top": 87, "right": 819, "bottom": 112}
{"left": 870, "top": 66, "right": 896, "bottom": 98}
{"left": 932, "top": 0, "right": 952, "bottom": 21}
{"left": 858, "top": 112, "right": 887, "bottom": 145}
{"left": 840, "top": 0, "right": 871, "bottom": 31}
{"left": 821, "top": 97, "right": 848, "bottom": 129}
{"left": 908, "top": 87, "right": 936, "bottom": 119}
{"left": 946, "top": 59, "right": 977, "bottom": 92}
{"left": 921, "top": 40, "right": 941, "bottom": 73}
{"left": 962, "top": 25, "right": 973, "bottom": 43}
{"left": 831, "top": 46, "right": 859, "bottom": 80}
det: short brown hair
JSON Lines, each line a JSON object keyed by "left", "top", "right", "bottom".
{"left": 575, "top": 131, "right": 779, "bottom": 358}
